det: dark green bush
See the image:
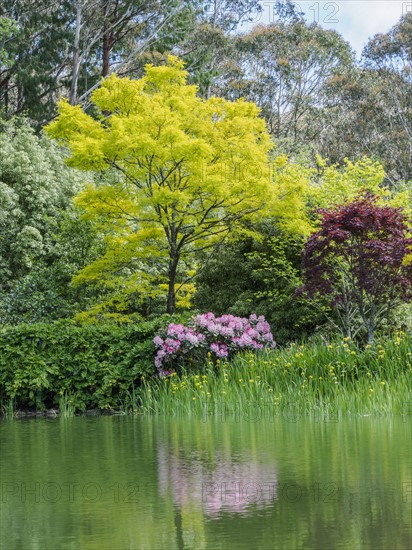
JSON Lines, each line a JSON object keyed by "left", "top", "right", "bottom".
{"left": 194, "top": 227, "right": 327, "bottom": 344}
{"left": 0, "top": 318, "right": 169, "bottom": 412}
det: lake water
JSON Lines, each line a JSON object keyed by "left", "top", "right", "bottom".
{"left": 1, "top": 415, "right": 411, "bottom": 549}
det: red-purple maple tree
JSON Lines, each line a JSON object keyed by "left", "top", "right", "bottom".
{"left": 301, "top": 193, "right": 412, "bottom": 342}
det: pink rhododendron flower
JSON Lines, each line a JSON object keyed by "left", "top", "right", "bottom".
{"left": 153, "top": 335, "right": 164, "bottom": 346}
{"left": 153, "top": 312, "right": 275, "bottom": 373}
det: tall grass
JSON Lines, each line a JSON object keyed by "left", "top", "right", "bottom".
{"left": 138, "top": 333, "right": 412, "bottom": 418}
{"left": 119, "top": 387, "right": 140, "bottom": 415}
{"left": 1, "top": 399, "right": 15, "bottom": 418}
{"left": 58, "top": 392, "right": 77, "bottom": 418}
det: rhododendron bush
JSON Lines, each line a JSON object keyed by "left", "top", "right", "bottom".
{"left": 153, "top": 313, "right": 275, "bottom": 375}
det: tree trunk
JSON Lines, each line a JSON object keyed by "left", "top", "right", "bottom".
{"left": 102, "top": 32, "right": 111, "bottom": 77}
{"left": 69, "top": 0, "right": 82, "bottom": 105}
{"left": 101, "top": 1, "right": 111, "bottom": 78}
{"left": 167, "top": 256, "right": 179, "bottom": 315}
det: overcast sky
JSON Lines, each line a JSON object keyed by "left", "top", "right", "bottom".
{"left": 246, "top": 1, "right": 409, "bottom": 58}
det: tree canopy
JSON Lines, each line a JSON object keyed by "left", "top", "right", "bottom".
{"left": 46, "top": 56, "right": 279, "bottom": 315}
{"left": 1, "top": 6, "right": 411, "bottom": 337}
{"left": 302, "top": 193, "right": 412, "bottom": 342}
{"left": 0, "top": 119, "right": 85, "bottom": 288}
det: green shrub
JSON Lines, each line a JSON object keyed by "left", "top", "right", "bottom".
{"left": 0, "top": 318, "right": 169, "bottom": 412}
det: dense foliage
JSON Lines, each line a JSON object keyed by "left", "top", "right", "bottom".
{"left": 0, "top": 4, "right": 411, "bottom": 415}
{"left": 0, "top": 120, "right": 85, "bottom": 287}
{"left": 46, "top": 58, "right": 315, "bottom": 317}
{"left": 1, "top": 3, "right": 410, "bottom": 182}
{"left": 302, "top": 194, "right": 412, "bottom": 342}
{"left": 0, "top": 319, "right": 166, "bottom": 412}
{"left": 193, "top": 229, "right": 326, "bottom": 345}
{"left": 1, "top": 321, "right": 410, "bottom": 416}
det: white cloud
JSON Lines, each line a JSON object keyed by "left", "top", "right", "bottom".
{"left": 334, "top": 1, "right": 406, "bottom": 57}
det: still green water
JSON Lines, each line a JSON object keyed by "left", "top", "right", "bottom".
{"left": 1, "top": 415, "right": 411, "bottom": 550}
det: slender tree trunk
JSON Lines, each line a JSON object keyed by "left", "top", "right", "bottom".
{"left": 167, "top": 255, "right": 179, "bottom": 315}
{"left": 69, "top": 0, "right": 82, "bottom": 105}
{"left": 102, "top": 31, "right": 111, "bottom": 76}
{"left": 101, "top": 1, "right": 111, "bottom": 77}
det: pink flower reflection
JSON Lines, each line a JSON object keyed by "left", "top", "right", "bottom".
{"left": 157, "top": 444, "right": 277, "bottom": 517}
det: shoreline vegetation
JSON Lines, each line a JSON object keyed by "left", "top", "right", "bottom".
{"left": 1, "top": 9, "right": 411, "bottom": 436}
{"left": 1, "top": 325, "right": 410, "bottom": 419}
{"left": 139, "top": 336, "right": 412, "bottom": 419}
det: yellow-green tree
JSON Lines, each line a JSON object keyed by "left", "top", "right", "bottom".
{"left": 46, "top": 57, "right": 277, "bottom": 315}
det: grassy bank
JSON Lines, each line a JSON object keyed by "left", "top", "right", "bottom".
{"left": 139, "top": 333, "right": 412, "bottom": 418}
